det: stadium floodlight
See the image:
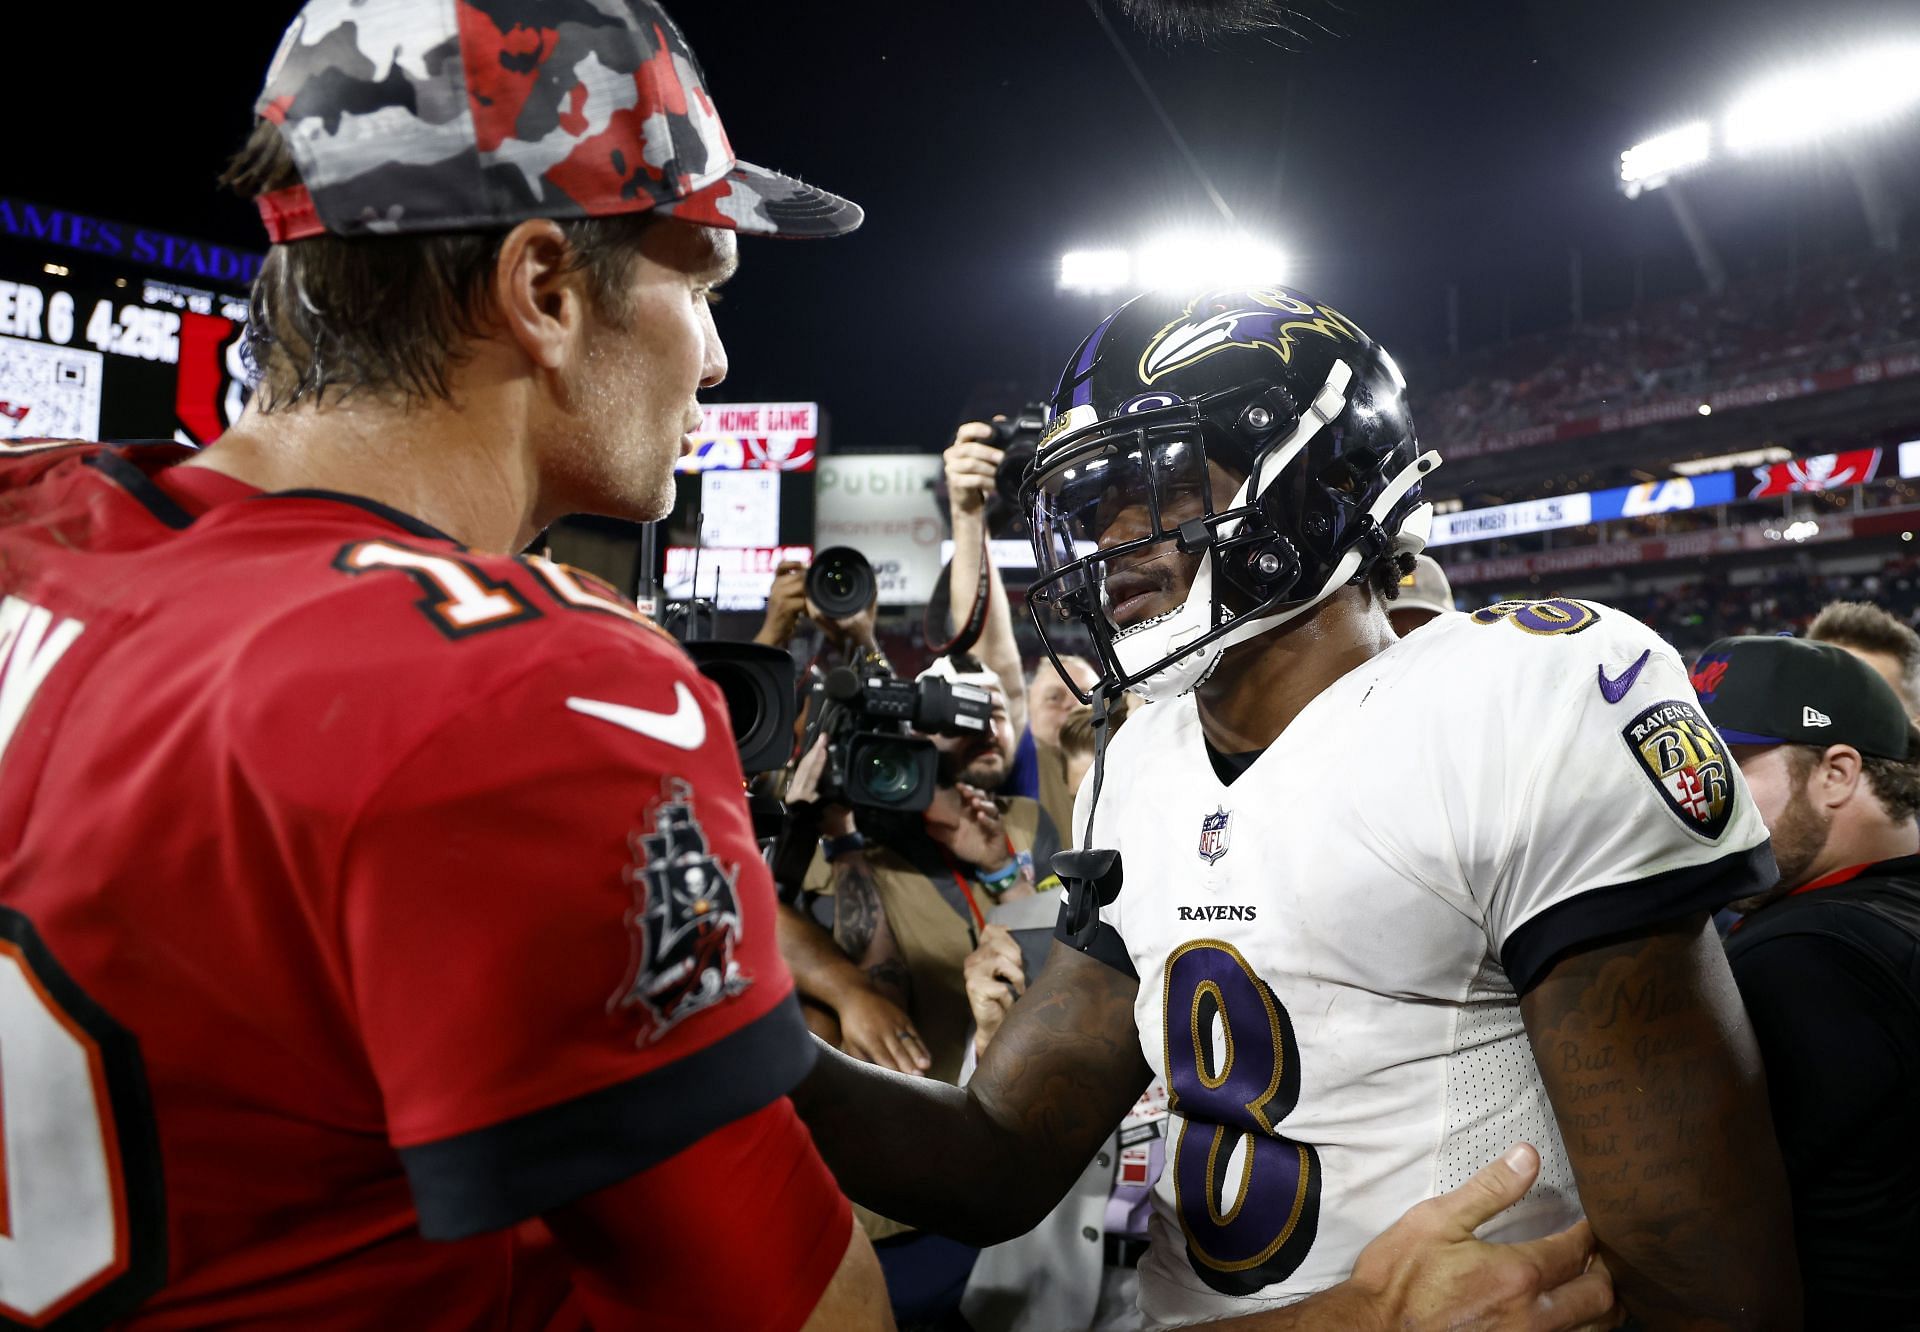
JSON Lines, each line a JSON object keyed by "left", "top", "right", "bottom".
{"left": 1725, "top": 43, "right": 1920, "bottom": 154}
{"left": 1058, "top": 233, "right": 1288, "bottom": 296}
{"left": 1133, "top": 232, "right": 1287, "bottom": 291}
{"left": 1618, "top": 121, "right": 1712, "bottom": 195}
{"left": 1058, "top": 249, "right": 1133, "bottom": 295}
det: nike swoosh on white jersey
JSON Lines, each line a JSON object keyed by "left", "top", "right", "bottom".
{"left": 566, "top": 683, "right": 707, "bottom": 751}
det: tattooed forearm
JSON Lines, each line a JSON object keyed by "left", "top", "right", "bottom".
{"left": 830, "top": 852, "right": 883, "bottom": 959}
{"left": 1522, "top": 914, "right": 1800, "bottom": 1329}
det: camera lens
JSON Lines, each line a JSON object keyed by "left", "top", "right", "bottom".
{"left": 807, "top": 546, "right": 877, "bottom": 620}
{"left": 859, "top": 743, "right": 919, "bottom": 801}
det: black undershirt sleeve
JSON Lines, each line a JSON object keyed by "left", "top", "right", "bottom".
{"left": 1501, "top": 840, "right": 1777, "bottom": 993}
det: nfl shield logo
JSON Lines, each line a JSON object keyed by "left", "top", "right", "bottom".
{"left": 1197, "top": 807, "right": 1233, "bottom": 864}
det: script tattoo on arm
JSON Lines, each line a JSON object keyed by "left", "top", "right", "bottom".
{"left": 794, "top": 941, "right": 1152, "bottom": 1243}
{"left": 1521, "top": 914, "right": 1801, "bottom": 1329}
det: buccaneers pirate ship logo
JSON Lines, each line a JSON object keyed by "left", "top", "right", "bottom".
{"left": 610, "top": 779, "right": 751, "bottom": 1042}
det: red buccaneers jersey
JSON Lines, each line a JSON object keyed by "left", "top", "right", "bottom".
{"left": 0, "top": 443, "right": 834, "bottom": 1328}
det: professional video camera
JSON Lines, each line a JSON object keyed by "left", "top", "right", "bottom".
{"left": 802, "top": 663, "right": 995, "bottom": 814}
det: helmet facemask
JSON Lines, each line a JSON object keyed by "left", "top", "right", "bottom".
{"left": 1025, "top": 363, "right": 1440, "bottom": 705}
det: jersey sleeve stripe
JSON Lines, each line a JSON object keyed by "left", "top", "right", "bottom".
{"left": 398, "top": 992, "right": 816, "bottom": 1241}
{"left": 1500, "top": 840, "right": 1779, "bottom": 994}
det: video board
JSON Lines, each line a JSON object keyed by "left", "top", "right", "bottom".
{"left": 0, "top": 198, "right": 255, "bottom": 446}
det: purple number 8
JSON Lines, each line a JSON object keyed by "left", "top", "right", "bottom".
{"left": 1162, "top": 940, "right": 1321, "bottom": 1296}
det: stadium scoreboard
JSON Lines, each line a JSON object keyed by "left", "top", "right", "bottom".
{"left": 0, "top": 197, "right": 254, "bottom": 446}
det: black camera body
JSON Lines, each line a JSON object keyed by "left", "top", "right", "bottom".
{"left": 991, "top": 404, "right": 1050, "bottom": 503}
{"left": 679, "top": 640, "right": 798, "bottom": 775}
{"left": 804, "top": 666, "right": 994, "bottom": 813}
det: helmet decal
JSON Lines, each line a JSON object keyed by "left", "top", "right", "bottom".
{"left": 1118, "top": 392, "right": 1185, "bottom": 414}
{"left": 1138, "top": 288, "right": 1364, "bottom": 385}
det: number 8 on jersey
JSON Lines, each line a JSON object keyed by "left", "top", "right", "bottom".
{"left": 1162, "top": 939, "right": 1321, "bottom": 1295}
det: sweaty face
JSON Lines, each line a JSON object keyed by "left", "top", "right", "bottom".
{"left": 931, "top": 686, "right": 1014, "bottom": 789}
{"left": 1033, "top": 436, "right": 1245, "bottom": 633}
{"left": 1099, "top": 457, "right": 1244, "bottom": 630}
{"left": 553, "top": 219, "right": 733, "bottom": 523}
{"left": 1732, "top": 745, "right": 1832, "bottom": 899}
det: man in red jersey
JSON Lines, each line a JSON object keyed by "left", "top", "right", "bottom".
{"left": 0, "top": 3, "right": 1615, "bottom": 1330}
{"left": 0, "top": 2, "right": 886, "bottom": 1328}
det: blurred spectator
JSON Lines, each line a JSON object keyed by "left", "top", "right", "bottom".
{"left": 1387, "top": 554, "right": 1458, "bottom": 636}
{"left": 1696, "top": 636, "right": 1920, "bottom": 1329}
{"left": 1055, "top": 707, "right": 1099, "bottom": 808}
{"left": 1808, "top": 599, "right": 1920, "bottom": 718}
{"left": 1025, "top": 655, "right": 1100, "bottom": 838}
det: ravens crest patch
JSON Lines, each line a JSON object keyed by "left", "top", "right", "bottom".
{"left": 1621, "top": 700, "right": 1734, "bottom": 840}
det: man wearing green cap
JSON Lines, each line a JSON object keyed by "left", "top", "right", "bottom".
{"left": 1692, "top": 635, "right": 1920, "bottom": 1328}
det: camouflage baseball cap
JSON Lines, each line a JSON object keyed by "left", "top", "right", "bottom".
{"left": 251, "top": 0, "right": 862, "bottom": 243}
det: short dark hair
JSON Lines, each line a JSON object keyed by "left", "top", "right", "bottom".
{"left": 1786, "top": 729, "right": 1920, "bottom": 821}
{"left": 1807, "top": 601, "right": 1920, "bottom": 708}
{"left": 220, "top": 121, "right": 657, "bottom": 410}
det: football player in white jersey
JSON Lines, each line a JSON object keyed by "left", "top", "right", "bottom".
{"left": 798, "top": 285, "right": 1799, "bottom": 1329}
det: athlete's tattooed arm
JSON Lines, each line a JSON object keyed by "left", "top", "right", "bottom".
{"left": 829, "top": 849, "right": 909, "bottom": 1008}
{"left": 1521, "top": 913, "right": 1801, "bottom": 1329}
{"left": 792, "top": 940, "right": 1151, "bottom": 1243}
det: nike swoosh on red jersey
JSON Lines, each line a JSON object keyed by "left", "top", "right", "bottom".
{"left": 566, "top": 683, "right": 707, "bottom": 751}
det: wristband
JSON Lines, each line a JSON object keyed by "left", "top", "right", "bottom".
{"left": 821, "top": 831, "right": 866, "bottom": 862}
{"left": 976, "top": 858, "right": 1019, "bottom": 888}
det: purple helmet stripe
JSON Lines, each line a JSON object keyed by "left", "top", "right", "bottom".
{"left": 1065, "top": 310, "right": 1122, "bottom": 408}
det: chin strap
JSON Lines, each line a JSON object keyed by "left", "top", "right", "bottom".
{"left": 1118, "top": 447, "right": 1444, "bottom": 699}
{"left": 1080, "top": 681, "right": 1117, "bottom": 851}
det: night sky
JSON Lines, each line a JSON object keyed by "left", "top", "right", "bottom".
{"left": 11, "top": 0, "right": 1914, "bottom": 458}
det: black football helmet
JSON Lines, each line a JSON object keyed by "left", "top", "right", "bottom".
{"left": 1021, "top": 284, "right": 1439, "bottom": 702}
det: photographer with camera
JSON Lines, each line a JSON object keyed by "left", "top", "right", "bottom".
{"left": 756, "top": 552, "right": 885, "bottom": 666}
{"left": 782, "top": 649, "right": 1063, "bottom": 1327}
{"left": 943, "top": 417, "right": 1103, "bottom": 836}
{"left": 942, "top": 418, "right": 1042, "bottom": 773}
{"left": 752, "top": 551, "right": 941, "bottom": 1069}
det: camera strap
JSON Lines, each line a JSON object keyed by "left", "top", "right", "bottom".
{"left": 924, "top": 526, "right": 993, "bottom": 658}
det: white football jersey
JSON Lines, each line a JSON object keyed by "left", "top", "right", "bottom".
{"left": 1065, "top": 600, "right": 1772, "bottom": 1328}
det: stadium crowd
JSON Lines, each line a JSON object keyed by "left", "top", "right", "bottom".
{"left": 1604, "top": 557, "right": 1920, "bottom": 657}
{"left": 1418, "top": 247, "right": 1920, "bottom": 451}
